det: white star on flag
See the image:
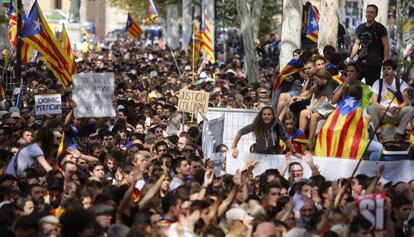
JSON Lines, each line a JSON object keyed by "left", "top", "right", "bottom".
{"left": 344, "top": 97, "right": 356, "bottom": 109}
{"left": 34, "top": 19, "right": 41, "bottom": 31}
{"left": 311, "top": 19, "right": 317, "bottom": 28}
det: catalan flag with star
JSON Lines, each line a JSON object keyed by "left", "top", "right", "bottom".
{"left": 201, "top": 11, "right": 215, "bottom": 64}
{"left": 306, "top": 4, "right": 319, "bottom": 43}
{"left": 149, "top": 0, "right": 159, "bottom": 24}
{"left": 315, "top": 95, "right": 369, "bottom": 159}
{"left": 271, "top": 58, "right": 301, "bottom": 97}
{"left": 126, "top": 14, "right": 143, "bottom": 40}
{"left": 20, "top": 1, "right": 72, "bottom": 88}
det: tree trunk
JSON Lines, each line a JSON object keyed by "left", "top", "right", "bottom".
{"left": 236, "top": 0, "right": 261, "bottom": 83}
{"left": 318, "top": 0, "right": 339, "bottom": 54}
{"left": 182, "top": 0, "right": 192, "bottom": 51}
{"left": 167, "top": 4, "right": 180, "bottom": 50}
{"left": 251, "top": 0, "right": 264, "bottom": 41}
{"left": 279, "top": 0, "right": 302, "bottom": 68}
{"left": 362, "top": 0, "right": 389, "bottom": 26}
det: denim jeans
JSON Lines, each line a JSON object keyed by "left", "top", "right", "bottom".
{"left": 366, "top": 140, "right": 384, "bottom": 161}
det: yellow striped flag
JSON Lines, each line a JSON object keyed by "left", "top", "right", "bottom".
{"left": 189, "top": 22, "right": 202, "bottom": 64}
{"left": 126, "top": 14, "right": 143, "bottom": 40}
{"left": 410, "top": 128, "right": 414, "bottom": 144}
{"left": 56, "top": 131, "right": 66, "bottom": 160}
{"left": 305, "top": 5, "right": 319, "bottom": 43}
{"left": 332, "top": 73, "right": 345, "bottom": 85}
{"left": 315, "top": 95, "right": 369, "bottom": 159}
{"left": 21, "top": 41, "right": 35, "bottom": 64}
{"left": 61, "top": 24, "right": 76, "bottom": 74}
{"left": 149, "top": 0, "right": 158, "bottom": 24}
{"left": 0, "top": 84, "right": 6, "bottom": 99}
{"left": 201, "top": 11, "right": 215, "bottom": 64}
{"left": 20, "top": 1, "right": 72, "bottom": 88}
{"left": 271, "top": 59, "right": 301, "bottom": 97}
{"left": 8, "top": 0, "right": 23, "bottom": 47}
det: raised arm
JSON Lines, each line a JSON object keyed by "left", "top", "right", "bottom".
{"left": 217, "top": 170, "right": 241, "bottom": 217}
{"left": 231, "top": 131, "right": 242, "bottom": 158}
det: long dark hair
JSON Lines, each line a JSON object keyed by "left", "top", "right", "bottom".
{"left": 251, "top": 106, "right": 275, "bottom": 139}
{"left": 33, "top": 127, "right": 55, "bottom": 159}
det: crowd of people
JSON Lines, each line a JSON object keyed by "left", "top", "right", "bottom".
{"left": 0, "top": 3, "right": 413, "bottom": 237}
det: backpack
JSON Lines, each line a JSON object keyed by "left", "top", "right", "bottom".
{"left": 377, "top": 78, "right": 402, "bottom": 103}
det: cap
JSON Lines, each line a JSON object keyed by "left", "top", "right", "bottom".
{"left": 9, "top": 107, "right": 20, "bottom": 113}
{"left": 225, "top": 207, "right": 253, "bottom": 222}
{"left": 286, "top": 228, "right": 307, "bottom": 237}
{"left": 10, "top": 112, "right": 21, "bottom": 119}
{"left": 91, "top": 204, "right": 114, "bottom": 216}
{"left": 39, "top": 215, "right": 59, "bottom": 225}
{"left": 116, "top": 105, "right": 125, "bottom": 111}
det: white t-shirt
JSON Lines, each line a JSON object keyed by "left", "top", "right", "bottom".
{"left": 371, "top": 78, "right": 408, "bottom": 107}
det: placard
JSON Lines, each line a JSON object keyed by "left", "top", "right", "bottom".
{"left": 177, "top": 89, "right": 209, "bottom": 113}
{"left": 72, "top": 73, "right": 115, "bottom": 118}
{"left": 355, "top": 193, "right": 386, "bottom": 230}
{"left": 35, "top": 94, "right": 62, "bottom": 115}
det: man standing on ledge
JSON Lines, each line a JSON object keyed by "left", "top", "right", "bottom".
{"left": 350, "top": 4, "right": 389, "bottom": 86}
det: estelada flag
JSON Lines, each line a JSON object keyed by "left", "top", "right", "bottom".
{"left": 126, "top": 14, "right": 143, "bottom": 40}
{"left": 315, "top": 95, "right": 369, "bottom": 159}
{"left": 271, "top": 58, "right": 301, "bottom": 97}
{"left": 20, "top": 1, "right": 72, "bottom": 88}
{"left": 148, "top": 0, "right": 159, "bottom": 24}
{"left": 305, "top": 4, "right": 319, "bottom": 43}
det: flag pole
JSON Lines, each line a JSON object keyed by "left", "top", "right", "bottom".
{"left": 346, "top": 93, "right": 397, "bottom": 194}
{"left": 15, "top": 0, "right": 23, "bottom": 93}
{"left": 158, "top": 25, "right": 183, "bottom": 79}
{"left": 191, "top": 21, "right": 196, "bottom": 83}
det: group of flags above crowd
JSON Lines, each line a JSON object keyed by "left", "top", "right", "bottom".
{"left": 6, "top": 0, "right": 315, "bottom": 90}
{"left": 8, "top": 0, "right": 76, "bottom": 89}
{"left": 126, "top": 0, "right": 215, "bottom": 65}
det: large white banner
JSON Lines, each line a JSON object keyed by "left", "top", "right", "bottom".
{"left": 72, "top": 73, "right": 115, "bottom": 118}
{"left": 35, "top": 94, "right": 62, "bottom": 115}
{"left": 225, "top": 152, "right": 414, "bottom": 182}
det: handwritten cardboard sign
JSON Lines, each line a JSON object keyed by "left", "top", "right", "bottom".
{"left": 72, "top": 73, "right": 115, "bottom": 118}
{"left": 178, "top": 89, "right": 209, "bottom": 113}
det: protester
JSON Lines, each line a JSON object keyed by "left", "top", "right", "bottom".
{"left": 0, "top": 4, "right": 413, "bottom": 237}
{"left": 349, "top": 4, "right": 389, "bottom": 86}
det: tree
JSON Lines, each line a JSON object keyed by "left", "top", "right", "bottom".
{"left": 279, "top": 0, "right": 302, "bottom": 68}
{"left": 318, "top": 0, "right": 339, "bottom": 53}
{"left": 236, "top": 0, "right": 263, "bottom": 83}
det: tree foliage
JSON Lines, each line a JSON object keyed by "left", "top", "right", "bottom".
{"left": 217, "top": 0, "right": 281, "bottom": 36}
{"left": 106, "top": 0, "right": 181, "bottom": 21}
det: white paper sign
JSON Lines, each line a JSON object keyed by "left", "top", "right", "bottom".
{"left": 72, "top": 73, "right": 115, "bottom": 118}
{"left": 35, "top": 94, "right": 62, "bottom": 115}
{"left": 225, "top": 152, "right": 414, "bottom": 182}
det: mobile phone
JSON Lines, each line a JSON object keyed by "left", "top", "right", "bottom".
{"left": 145, "top": 117, "right": 151, "bottom": 127}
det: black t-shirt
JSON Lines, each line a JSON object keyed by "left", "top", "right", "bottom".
{"left": 355, "top": 22, "right": 387, "bottom": 66}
